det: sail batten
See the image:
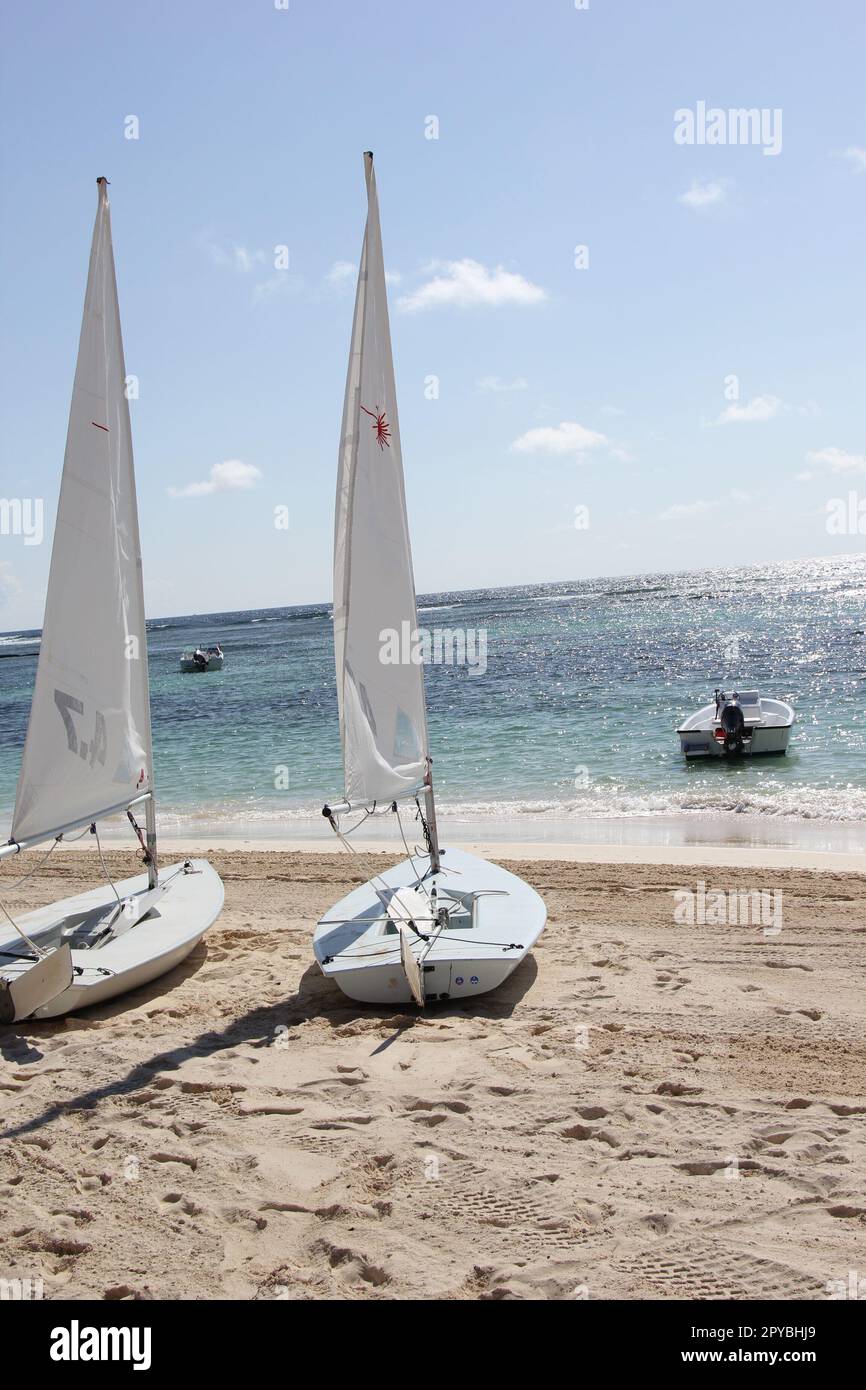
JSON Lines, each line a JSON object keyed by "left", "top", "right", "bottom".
{"left": 11, "top": 180, "right": 154, "bottom": 846}
{"left": 333, "top": 153, "right": 429, "bottom": 807}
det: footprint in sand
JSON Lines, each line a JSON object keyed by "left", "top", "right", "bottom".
{"left": 406, "top": 1098, "right": 471, "bottom": 1115}
{"left": 217, "top": 1204, "right": 267, "bottom": 1231}
{"left": 78, "top": 1170, "right": 111, "bottom": 1191}
{"left": 149, "top": 1151, "right": 198, "bottom": 1171}
{"left": 655, "top": 971, "right": 691, "bottom": 991}
{"left": 161, "top": 1192, "right": 206, "bottom": 1217}
{"left": 560, "top": 1122, "right": 620, "bottom": 1147}
{"left": 641, "top": 1212, "right": 674, "bottom": 1234}
{"left": 312, "top": 1238, "right": 390, "bottom": 1287}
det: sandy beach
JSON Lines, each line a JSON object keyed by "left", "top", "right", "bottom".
{"left": 1, "top": 843, "right": 864, "bottom": 1301}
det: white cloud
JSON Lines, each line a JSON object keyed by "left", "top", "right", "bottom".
{"left": 804, "top": 446, "right": 866, "bottom": 475}
{"left": 678, "top": 178, "right": 729, "bottom": 210}
{"left": 204, "top": 236, "right": 301, "bottom": 305}
{"left": 252, "top": 273, "right": 302, "bottom": 305}
{"left": 841, "top": 146, "right": 866, "bottom": 173}
{"left": 714, "top": 394, "right": 784, "bottom": 424}
{"left": 398, "top": 259, "right": 547, "bottom": 312}
{"left": 0, "top": 561, "right": 21, "bottom": 606}
{"left": 797, "top": 399, "right": 822, "bottom": 419}
{"left": 511, "top": 421, "right": 608, "bottom": 459}
{"left": 234, "top": 246, "right": 265, "bottom": 274}
{"left": 325, "top": 261, "right": 400, "bottom": 293}
{"left": 326, "top": 260, "right": 355, "bottom": 287}
{"left": 477, "top": 375, "right": 528, "bottom": 393}
{"left": 658, "top": 500, "right": 719, "bottom": 521}
{"left": 206, "top": 241, "right": 267, "bottom": 274}
{"left": 168, "top": 460, "right": 263, "bottom": 499}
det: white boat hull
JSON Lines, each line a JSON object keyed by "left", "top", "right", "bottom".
{"left": 0, "top": 859, "right": 224, "bottom": 1019}
{"left": 314, "top": 847, "right": 546, "bottom": 1005}
{"left": 180, "top": 655, "right": 224, "bottom": 673}
{"left": 678, "top": 724, "right": 792, "bottom": 758}
{"left": 677, "top": 695, "right": 794, "bottom": 759}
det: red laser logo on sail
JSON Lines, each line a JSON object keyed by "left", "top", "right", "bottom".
{"left": 360, "top": 404, "right": 391, "bottom": 450}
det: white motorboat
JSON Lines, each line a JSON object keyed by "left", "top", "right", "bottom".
{"left": 180, "top": 645, "right": 224, "bottom": 673}
{"left": 0, "top": 179, "right": 224, "bottom": 1024}
{"left": 313, "top": 154, "right": 546, "bottom": 1007}
{"left": 677, "top": 688, "right": 795, "bottom": 759}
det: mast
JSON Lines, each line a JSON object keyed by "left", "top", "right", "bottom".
{"left": 424, "top": 763, "right": 441, "bottom": 874}
{"left": 98, "top": 176, "right": 159, "bottom": 891}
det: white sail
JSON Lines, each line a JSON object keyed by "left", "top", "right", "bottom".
{"left": 333, "top": 153, "right": 429, "bottom": 805}
{"left": 11, "top": 180, "right": 153, "bottom": 845}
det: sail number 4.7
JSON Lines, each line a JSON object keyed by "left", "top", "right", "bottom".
{"left": 54, "top": 690, "right": 108, "bottom": 768}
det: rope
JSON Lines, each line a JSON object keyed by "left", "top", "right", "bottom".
{"left": 0, "top": 812, "right": 156, "bottom": 970}
{"left": 322, "top": 945, "right": 402, "bottom": 963}
{"left": 91, "top": 823, "right": 123, "bottom": 910}
{"left": 325, "top": 935, "right": 521, "bottom": 963}
{"left": 340, "top": 808, "right": 372, "bottom": 839}
{"left": 127, "top": 809, "right": 152, "bottom": 863}
{"left": 414, "top": 795, "right": 433, "bottom": 860}
{"left": 1, "top": 835, "right": 60, "bottom": 892}
{"left": 396, "top": 803, "right": 432, "bottom": 902}
{"left": 426, "top": 936, "right": 522, "bottom": 951}
{"left": 0, "top": 836, "right": 68, "bottom": 957}
{"left": 0, "top": 897, "right": 46, "bottom": 958}
{"left": 326, "top": 806, "right": 417, "bottom": 904}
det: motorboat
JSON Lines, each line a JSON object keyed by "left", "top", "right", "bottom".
{"left": 180, "top": 645, "right": 224, "bottom": 673}
{"left": 678, "top": 688, "right": 794, "bottom": 759}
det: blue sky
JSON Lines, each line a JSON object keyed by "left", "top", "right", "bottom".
{"left": 1, "top": 0, "right": 865, "bottom": 630}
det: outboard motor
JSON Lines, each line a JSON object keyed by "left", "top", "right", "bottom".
{"left": 719, "top": 699, "right": 746, "bottom": 754}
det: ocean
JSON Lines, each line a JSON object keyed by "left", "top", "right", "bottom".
{"left": 1, "top": 553, "right": 865, "bottom": 850}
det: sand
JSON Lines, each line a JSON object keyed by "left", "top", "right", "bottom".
{"left": 1, "top": 845, "right": 864, "bottom": 1301}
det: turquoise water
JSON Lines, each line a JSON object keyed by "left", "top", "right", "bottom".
{"left": 1, "top": 554, "right": 865, "bottom": 843}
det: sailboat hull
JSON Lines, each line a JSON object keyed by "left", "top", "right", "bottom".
{"left": 314, "top": 847, "right": 546, "bottom": 1005}
{"left": 0, "top": 859, "right": 223, "bottom": 1020}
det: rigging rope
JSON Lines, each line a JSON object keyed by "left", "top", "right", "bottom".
{"left": 0, "top": 810, "right": 155, "bottom": 967}
{"left": 326, "top": 804, "right": 421, "bottom": 905}
{"left": 91, "top": 823, "right": 123, "bottom": 909}
{"left": 0, "top": 896, "right": 46, "bottom": 958}
{"left": 1, "top": 834, "right": 60, "bottom": 893}
{"left": 0, "top": 836, "right": 66, "bottom": 957}
{"left": 396, "top": 803, "right": 433, "bottom": 902}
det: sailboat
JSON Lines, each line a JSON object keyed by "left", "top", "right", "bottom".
{"left": 0, "top": 179, "right": 223, "bottom": 1023}
{"left": 313, "top": 153, "right": 546, "bottom": 1006}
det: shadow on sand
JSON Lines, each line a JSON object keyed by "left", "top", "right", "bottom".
{"left": 0, "top": 946, "right": 539, "bottom": 1140}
